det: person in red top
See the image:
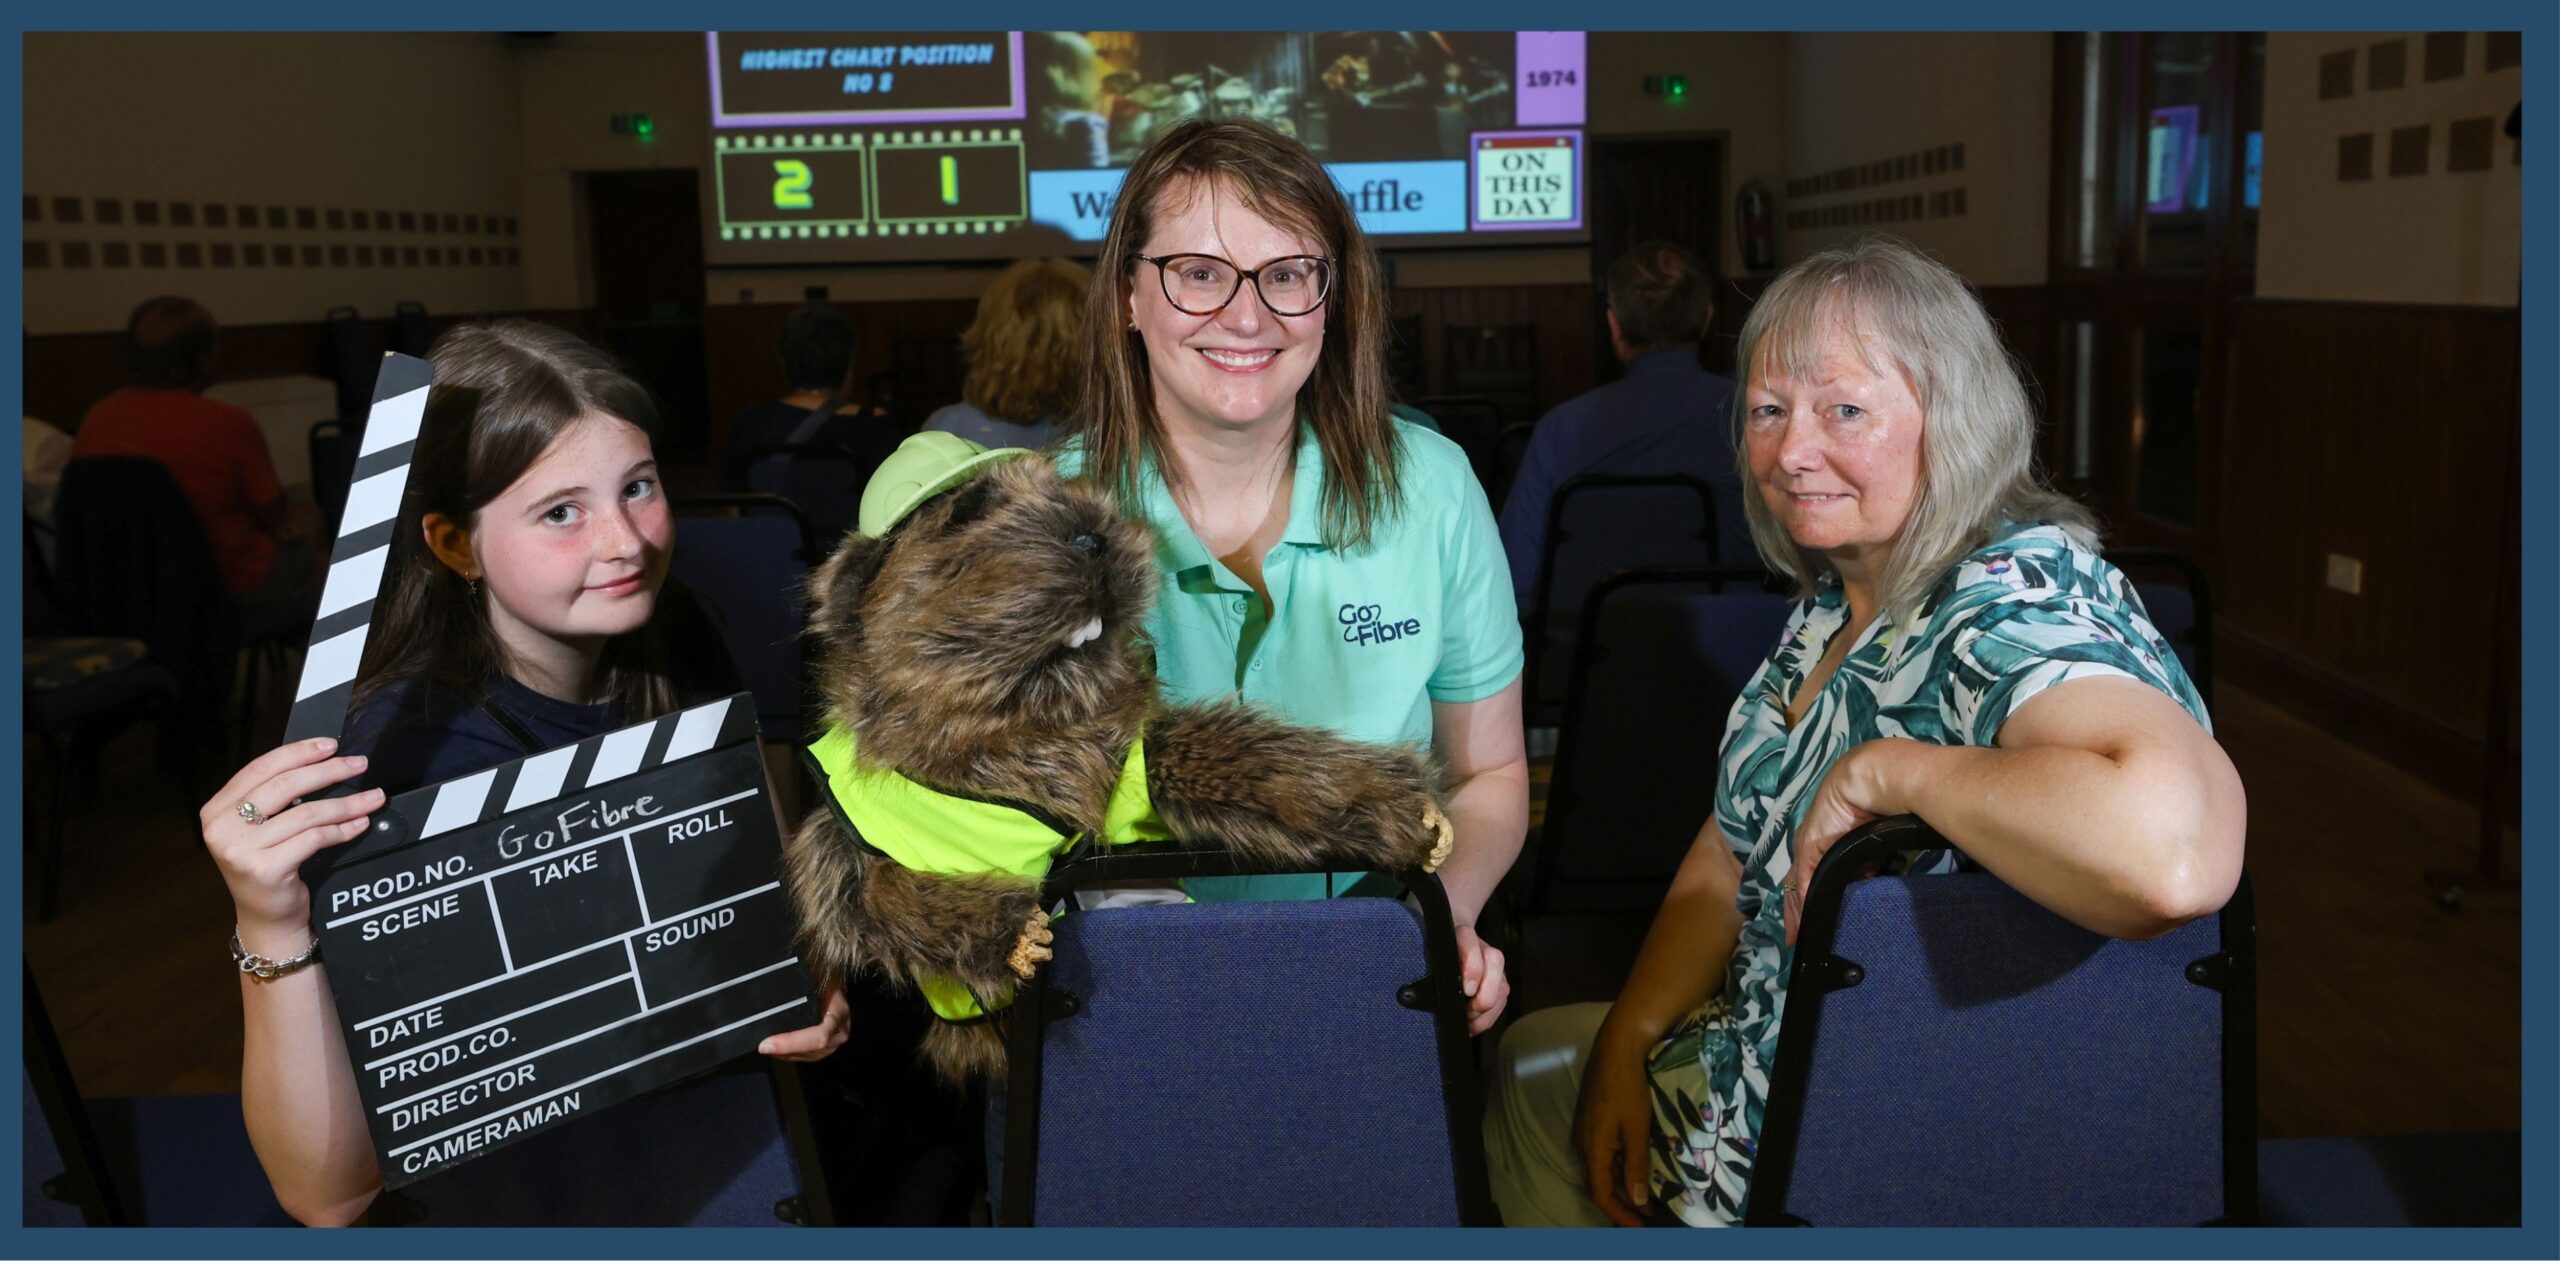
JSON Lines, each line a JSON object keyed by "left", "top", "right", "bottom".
{"left": 73, "top": 297, "right": 318, "bottom": 621}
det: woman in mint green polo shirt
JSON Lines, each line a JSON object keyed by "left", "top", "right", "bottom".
{"left": 1059, "top": 118, "right": 1528, "bottom": 1036}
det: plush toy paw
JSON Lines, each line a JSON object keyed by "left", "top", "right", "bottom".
{"left": 1420, "top": 803, "right": 1455, "bottom": 873}
{"left": 1007, "top": 907, "right": 1054, "bottom": 978}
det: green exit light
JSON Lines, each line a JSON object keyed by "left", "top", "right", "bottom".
{"left": 1642, "top": 73, "right": 1687, "bottom": 100}
{"left": 611, "top": 113, "right": 656, "bottom": 140}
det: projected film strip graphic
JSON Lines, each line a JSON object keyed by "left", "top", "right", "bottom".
{"left": 284, "top": 355, "right": 812, "bottom": 1188}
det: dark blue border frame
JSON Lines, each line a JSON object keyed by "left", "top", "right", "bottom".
{"left": 8, "top": 3, "right": 2550, "bottom": 1257}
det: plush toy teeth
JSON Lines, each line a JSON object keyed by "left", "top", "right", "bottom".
{"left": 1065, "top": 616, "right": 1105, "bottom": 649}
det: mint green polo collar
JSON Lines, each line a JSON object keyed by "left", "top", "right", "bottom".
{"left": 1137, "top": 423, "right": 1331, "bottom": 587}
{"left": 1277, "top": 422, "right": 1328, "bottom": 547}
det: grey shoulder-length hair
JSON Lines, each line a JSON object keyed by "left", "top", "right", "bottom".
{"left": 1733, "top": 235, "right": 2097, "bottom": 625}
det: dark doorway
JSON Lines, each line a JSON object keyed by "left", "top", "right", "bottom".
{"left": 584, "top": 169, "right": 710, "bottom": 462}
{"left": 1588, "top": 134, "right": 1725, "bottom": 377}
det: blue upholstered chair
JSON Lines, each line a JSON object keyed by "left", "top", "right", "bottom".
{"left": 1413, "top": 394, "right": 1506, "bottom": 498}
{"left": 998, "top": 845, "right": 1496, "bottom": 1226}
{"left": 1747, "top": 815, "right": 2256, "bottom": 1226}
{"left": 308, "top": 418, "right": 358, "bottom": 536}
{"left": 1521, "top": 475, "right": 1727, "bottom": 726}
{"left": 1528, "top": 565, "right": 1792, "bottom": 917}
{"left": 670, "top": 494, "right": 822, "bottom": 743}
{"left": 2104, "top": 547, "right": 2216, "bottom": 714}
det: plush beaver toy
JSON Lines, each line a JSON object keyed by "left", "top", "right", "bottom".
{"left": 784, "top": 433, "right": 1454, "bottom": 1082}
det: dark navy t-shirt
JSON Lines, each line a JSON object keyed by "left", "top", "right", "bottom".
{"left": 1495, "top": 347, "right": 1749, "bottom": 611}
{"left": 342, "top": 584, "right": 745, "bottom": 795}
{"left": 318, "top": 586, "right": 773, "bottom": 1221}
{"left": 717, "top": 400, "right": 902, "bottom": 494}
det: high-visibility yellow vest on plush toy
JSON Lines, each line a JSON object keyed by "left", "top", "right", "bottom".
{"left": 802, "top": 724, "right": 1171, "bottom": 1023}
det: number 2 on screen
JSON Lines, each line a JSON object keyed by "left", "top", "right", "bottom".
{"left": 772, "top": 160, "right": 814, "bottom": 210}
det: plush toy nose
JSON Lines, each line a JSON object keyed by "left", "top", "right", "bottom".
{"left": 1069, "top": 532, "right": 1103, "bottom": 555}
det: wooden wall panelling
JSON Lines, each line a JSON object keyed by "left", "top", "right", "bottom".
{"left": 2217, "top": 297, "right": 2518, "bottom": 798}
{"left": 701, "top": 298, "right": 976, "bottom": 458}
{"left": 1389, "top": 282, "right": 1596, "bottom": 417}
{"left": 1976, "top": 284, "right": 2056, "bottom": 417}
{"left": 24, "top": 309, "right": 596, "bottom": 435}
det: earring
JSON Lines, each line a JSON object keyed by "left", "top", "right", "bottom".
{"left": 468, "top": 575, "right": 482, "bottom": 598}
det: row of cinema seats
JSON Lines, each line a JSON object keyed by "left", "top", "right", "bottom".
{"left": 1506, "top": 549, "right": 2221, "bottom": 992}
{"left": 15, "top": 312, "right": 2478, "bottom": 1217}
{"left": 1488, "top": 541, "right": 2303, "bottom": 1226}
{"left": 32, "top": 825, "right": 2513, "bottom": 1228}
{"left": 21, "top": 459, "right": 321, "bottom": 923}
{"left": 22, "top": 305, "right": 430, "bottom": 925}
{"left": 14, "top": 823, "right": 2300, "bottom": 1228}
{"left": 24, "top": 470, "right": 2517, "bottom": 1224}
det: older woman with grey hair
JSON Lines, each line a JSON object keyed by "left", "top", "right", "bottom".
{"left": 1483, "top": 236, "right": 2246, "bottom": 1227}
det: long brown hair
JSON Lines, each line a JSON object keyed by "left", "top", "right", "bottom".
{"left": 962, "top": 257, "right": 1089, "bottom": 425}
{"left": 1073, "top": 118, "right": 1400, "bottom": 549}
{"left": 353, "top": 319, "right": 681, "bottom": 720}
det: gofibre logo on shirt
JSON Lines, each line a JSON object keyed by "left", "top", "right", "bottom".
{"left": 1339, "top": 602, "right": 1423, "bottom": 646}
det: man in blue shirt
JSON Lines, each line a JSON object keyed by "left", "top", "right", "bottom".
{"left": 1497, "top": 241, "right": 1748, "bottom": 614}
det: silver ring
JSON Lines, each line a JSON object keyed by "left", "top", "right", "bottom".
{"left": 236, "top": 800, "right": 266, "bottom": 826}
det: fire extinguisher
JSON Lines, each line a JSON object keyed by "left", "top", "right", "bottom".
{"left": 1736, "top": 179, "right": 1776, "bottom": 274}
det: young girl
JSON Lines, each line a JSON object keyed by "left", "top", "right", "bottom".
{"left": 199, "top": 319, "right": 847, "bottom": 1227}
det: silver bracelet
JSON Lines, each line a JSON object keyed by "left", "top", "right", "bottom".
{"left": 230, "top": 927, "right": 322, "bottom": 980}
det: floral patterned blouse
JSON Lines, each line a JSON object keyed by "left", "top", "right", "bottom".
{"left": 1645, "top": 520, "right": 2211, "bottom": 1226}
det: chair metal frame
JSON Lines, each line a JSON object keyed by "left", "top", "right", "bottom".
{"left": 24, "top": 964, "right": 129, "bottom": 1226}
{"left": 1748, "top": 815, "right": 2258, "bottom": 1226}
{"left": 669, "top": 493, "right": 825, "bottom": 752}
{"left": 21, "top": 517, "right": 183, "bottom": 922}
{"left": 741, "top": 442, "right": 884, "bottom": 541}
{"left": 1527, "top": 563, "right": 1779, "bottom": 916}
{"left": 671, "top": 492, "right": 825, "bottom": 564}
{"left": 309, "top": 418, "right": 358, "bottom": 536}
{"left": 51, "top": 455, "right": 265, "bottom": 774}
{"left": 1412, "top": 394, "right": 1507, "bottom": 495}
{"left": 1521, "top": 475, "right": 1724, "bottom": 723}
{"left": 1492, "top": 421, "right": 1536, "bottom": 507}
{"left": 2103, "top": 547, "right": 2217, "bottom": 711}
{"left": 997, "top": 842, "right": 1498, "bottom": 1227}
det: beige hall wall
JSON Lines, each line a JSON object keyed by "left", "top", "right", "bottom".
{"left": 1780, "top": 32, "right": 2052, "bottom": 287}
{"left": 21, "top": 32, "right": 530, "bottom": 334}
{"left": 513, "top": 32, "right": 713, "bottom": 312}
{"left": 2256, "top": 32, "right": 2521, "bottom": 306}
{"left": 24, "top": 31, "right": 2026, "bottom": 321}
{"left": 20, "top": 32, "right": 1798, "bottom": 320}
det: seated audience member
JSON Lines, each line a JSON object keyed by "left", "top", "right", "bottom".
{"left": 71, "top": 296, "right": 318, "bottom": 625}
{"left": 719, "top": 301, "right": 897, "bottom": 491}
{"left": 1483, "top": 236, "right": 2246, "bottom": 1227}
{"left": 922, "top": 257, "right": 1089, "bottom": 450}
{"left": 1496, "top": 241, "right": 1747, "bottom": 612}
{"left": 23, "top": 414, "right": 72, "bottom": 527}
{"left": 200, "top": 320, "right": 846, "bottom": 1227}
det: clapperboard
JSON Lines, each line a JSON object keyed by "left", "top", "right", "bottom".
{"left": 289, "top": 354, "right": 814, "bottom": 1188}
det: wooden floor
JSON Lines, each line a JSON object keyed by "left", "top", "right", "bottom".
{"left": 22, "top": 674, "right": 2523, "bottom": 1140}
